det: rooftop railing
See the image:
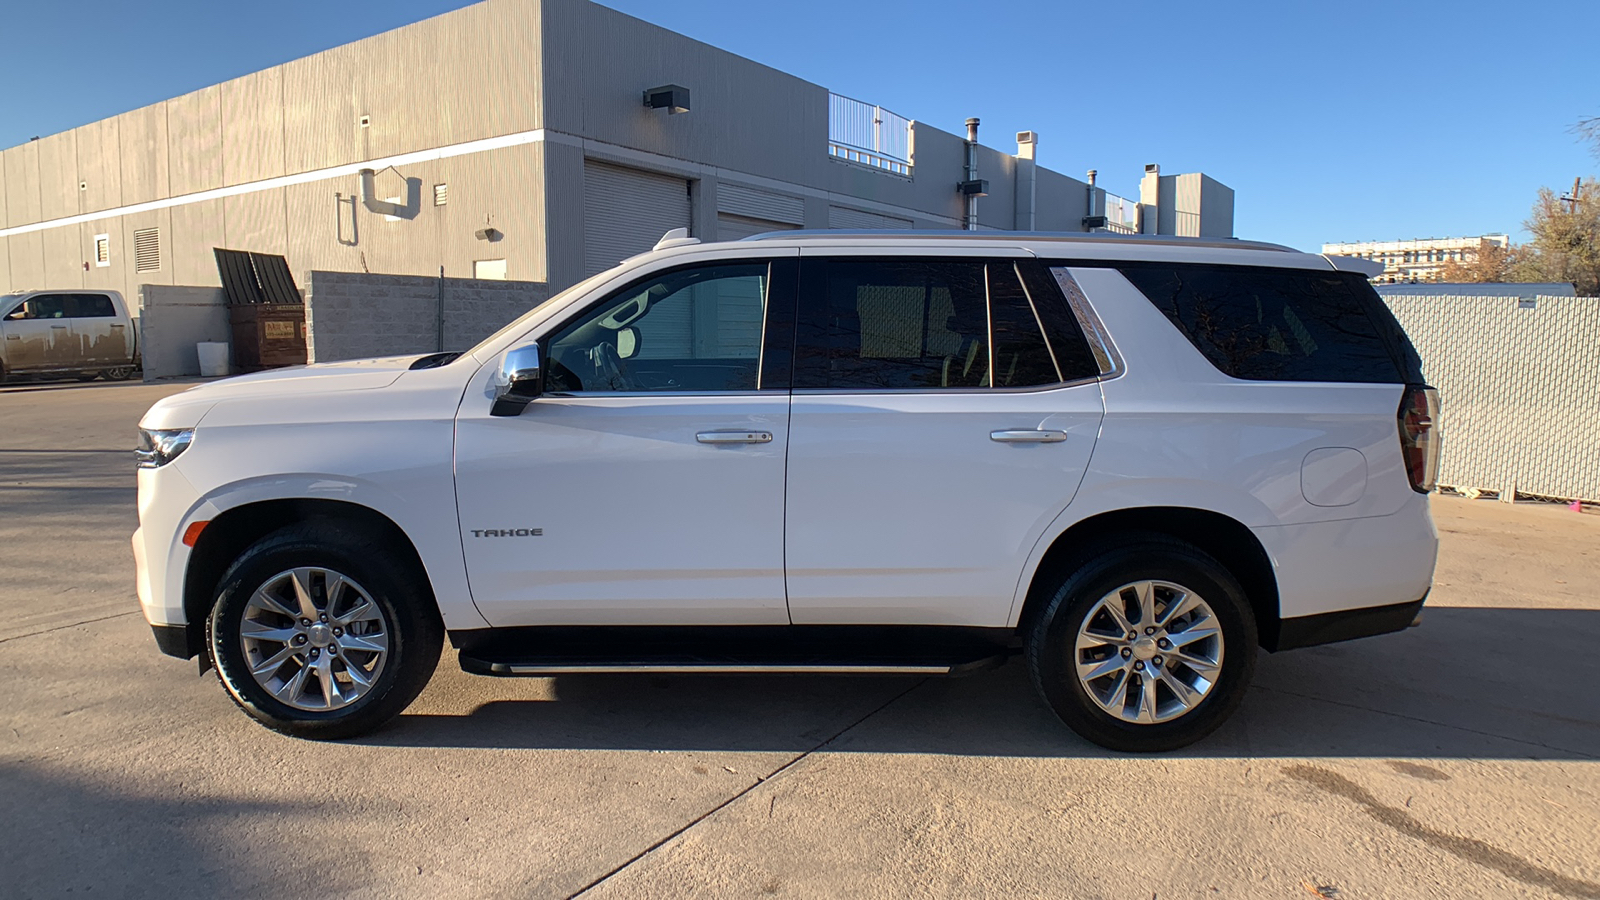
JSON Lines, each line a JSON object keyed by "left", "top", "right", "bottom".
{"left": 829, "top": 93, "right": 913, "bottom": 177}
{"left": 1103, "top": 193, "right": 1140, "bottom": 234}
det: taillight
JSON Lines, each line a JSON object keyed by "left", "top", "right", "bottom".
{"left": 1398, "top": 385, "right": 1440, "bottom": 493}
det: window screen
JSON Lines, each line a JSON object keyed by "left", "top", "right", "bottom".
{"left": 1117, "top": 264, "right": 1413, "bottom": 384}
{"left": 545, "top": 262, "right": 768, "bottom": 393}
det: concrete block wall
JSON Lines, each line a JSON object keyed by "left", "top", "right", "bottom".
{"left": 137, "top": 284, "right": 230, "bottom": 380}
{"left": 1385, "top": 293, "right": 1600, "bottom": 503}
{"left": 306, "top": 271, "right": 548, "bottom": 362}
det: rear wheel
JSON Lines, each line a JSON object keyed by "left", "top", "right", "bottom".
{"left": 207, "top": 521, "right": 442, "bottom": 739}
{"left": 76, "top": 372, "right": 100, "bottom": 382}
{"left": 1026, "top": 536, "right": 1257, "bottom": 752}
{"left": 100, "top": 366, "right": 137, "bottom": 380}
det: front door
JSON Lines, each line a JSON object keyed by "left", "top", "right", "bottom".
{"left": 783, "top": 255, "right": 1106, "bottom": 627}
{"left": 1, "top": 294, "right": 75, "bottom": 373}
{"left": 66, "top": 293, "right": 128, "bottom": 366}
{"left": 454, "top": 256, "right": 798, "bottom": 626}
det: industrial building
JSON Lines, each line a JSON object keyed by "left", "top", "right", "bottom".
{"left": 1322, "top": 234, "right": 1511, "bottom": 284}
{"left": 0, "top": 0, "right": 1235, "bottom": 306}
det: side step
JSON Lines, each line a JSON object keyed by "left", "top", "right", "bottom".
{"left": 451, "top": 624, "right": 1016, "bottom": 678}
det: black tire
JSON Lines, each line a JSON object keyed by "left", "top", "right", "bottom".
{"left": 76, "top": 372, "right": 100, "bottom": 382}
{"left": 99, "top": 366, "right": 137, "bottom": 381}
{"left": 1026, "top": 534, "right": 1257, "bottom": 753}
{"left": 207, "top": 520, "right": 443, "bottom": 739}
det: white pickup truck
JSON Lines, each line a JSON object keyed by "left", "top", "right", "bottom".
{"left": 0, "top": 289, "right": 141, "bottom": 382}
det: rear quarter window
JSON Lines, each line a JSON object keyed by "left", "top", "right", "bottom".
{"left": 1116, "top": 264, "right": 1418, "bottom": 384}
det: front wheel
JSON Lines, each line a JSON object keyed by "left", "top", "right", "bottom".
{"left": 1026, "top": 536, "right": 1257, "bottom": 752}
{"left": 207, "top": 522, "right": 442, "bottom": 739}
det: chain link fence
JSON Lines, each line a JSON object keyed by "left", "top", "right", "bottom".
{"left": 1384, "top": 293, "right": 1600, "bottom": 502}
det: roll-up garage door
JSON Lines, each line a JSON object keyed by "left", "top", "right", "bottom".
{"left": 828, "top": 205, "right": 914, "bottom": 230}
{"left": 583, "top": 161, "right": 691, "bottom": 276}
{"left": 717, "top": 213, "right": 798, "bottom": 241}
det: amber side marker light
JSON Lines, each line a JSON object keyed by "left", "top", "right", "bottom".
{"left": 182, "top": 521, "right": 210, "bottom": 547}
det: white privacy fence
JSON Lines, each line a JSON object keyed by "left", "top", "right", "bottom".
{"left": 1384, "top": 293, "right": 1600, "bottom": 502}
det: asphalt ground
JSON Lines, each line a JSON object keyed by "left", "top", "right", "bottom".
{"left": 2, "top": 379, "right": 1596, "bottom": 899}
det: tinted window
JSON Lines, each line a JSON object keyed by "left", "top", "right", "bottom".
{"left": 5, "top": 296, "right": 70, "bottom": 320}
{"left": 1020, "top": 262, "right": 1102, "bottom": 381}
{"left": 1118, "top": 264, "right": 1408, "bottom": 384}
{"left": 794, "top": 259, "right": 990, "bottom": 389}
{"left": 545, "top": 263, "right": 768, "bottom": 393}
{"left": 67, "top": 294, "right": 116, "bottom": 318}
{"left": 987, "top": 263, "right": 1059, "bottom": 388}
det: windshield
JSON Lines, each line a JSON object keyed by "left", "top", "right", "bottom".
{"left": 465, "top": 268, "right": 619, "bottom": 359}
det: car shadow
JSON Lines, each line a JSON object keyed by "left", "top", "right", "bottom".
{"left": 359, "top": 606, "right": 1599, "bottom": 760}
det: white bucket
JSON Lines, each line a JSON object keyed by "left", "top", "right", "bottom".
{"left": 197, "top": 342, "right": 231, "bottom": 378}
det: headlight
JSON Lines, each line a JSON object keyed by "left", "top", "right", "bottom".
{"left": 136, "top": 428, "right": 194, "bottom": 469}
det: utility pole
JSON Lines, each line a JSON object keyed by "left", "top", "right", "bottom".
{"left": 1561, "top": 177, "right": 1583, "bottom": 213}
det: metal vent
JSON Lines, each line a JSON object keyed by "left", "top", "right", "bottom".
{"left": 94, "top": 234, "right": 110, "bottom": 267}
{"left": 134, "top": 228, "right": 161, "bottom": 273}
{"left": 433, "top": 183, "right": 448, "bottom": 206}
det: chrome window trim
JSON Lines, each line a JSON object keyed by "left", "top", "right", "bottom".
{"left": 1050, "top": 267, "right": 1124, "bottom": 379}
{"left": 789, "top": 374, "right": 1102, "bottom": 397}
{"left": 540, "top": 390, "right": 770, "bottom": 400}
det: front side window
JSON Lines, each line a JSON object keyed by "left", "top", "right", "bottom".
{"left": 545, "top": 262, "right": 769, "bottom": 393}
{"left": 4, "top": 296, "right": 69, "bottom": 320}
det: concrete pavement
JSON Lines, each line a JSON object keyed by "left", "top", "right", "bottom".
{"left": 1, "top": 379, "right": 1596, "bottom": 899}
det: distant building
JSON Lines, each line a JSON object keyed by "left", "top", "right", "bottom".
{"left": 1323, "top": 235, "right": 1510, "bottom": 284}
{"left": 0, "top": 0, "right": 1235, "bottom": 302}
{"left": 1376, "top": 282, "right": 1575, "bottom": 299}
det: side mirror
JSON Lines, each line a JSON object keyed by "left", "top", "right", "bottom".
{"left": 490, "top": 344, "right": 542, "bottom": 417}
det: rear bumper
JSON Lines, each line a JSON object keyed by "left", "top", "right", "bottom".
{"left": 1272, "top": 594, "right": 1425, "bottom": 652}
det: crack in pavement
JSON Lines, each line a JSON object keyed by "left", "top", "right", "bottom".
{"left": 0, "top": 610, "right": 139, "bottom": 645}
{"left": 559, "top": 678, "right": 930, "bottom": 900}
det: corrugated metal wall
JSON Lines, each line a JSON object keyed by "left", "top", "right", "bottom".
{"left": 1386, "top": 293, "right": 1600, "bottom": 502}
{"left": 582, "top": 161, "right": 690, "bottom": 276}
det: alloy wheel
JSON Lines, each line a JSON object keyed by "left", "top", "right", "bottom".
{"left": 1073, "top": 580, "right": 1224, "bottom": 724}
{"left": 238, "top": 567, "right": 390, "bottom": 712}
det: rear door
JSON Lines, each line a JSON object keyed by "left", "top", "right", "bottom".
{"left": 1, "top": 295, "right": 75, "bottom": 372}
{"left": 65, "top": 293, "right": 129, "bottom": 366}
{"left": 782, "top": 255, "right": 1106, "bottom": 627}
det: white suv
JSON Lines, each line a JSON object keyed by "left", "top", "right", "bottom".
{"left": 133, "top": 231, "right": 1440, "bottom": 752}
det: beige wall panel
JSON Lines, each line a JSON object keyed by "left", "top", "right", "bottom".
{"left": 4, "top": 142, "right": 42, "bottom": 227}
{"left": 430, "top": 3, "right": 496, "bottom": 146}
{"left": 168, "top": 86, "right": 224, "bottom": 196}
{"left": 35, "top": 131, "right": 79, "bottom": 221}
{"left": 42, "top": 225, "right": 85, "bottom": 288}
{"left": 540, "top": 0, "right": 824, "bottom": 183}
{"left": 0, "top": 236, "right": 10, "bottom": 292}
{"left": 170, "top": 199, "right": 226, "bottom": 287}
{"left": 285, "top": 177, "right": 366, "bottom": 288}
{"left": 8, "top": 232, "right": 45, "bottom": 290}
{"left": 224, "top": 189, "right": 288, "bottom": 256}
{"left": 76, "top": 117, "right": 123, "bottom": 214}
{"left": 487, "top": 0, "right": 542, "bottom": 135}
{"left": 221, "top": 69, "right": 286, "bottom": 186}
{"left": 117, "top": 104, "right": 170, "bottom": 206}
{"left": 487, "top": 144, "right": 544, "bottom": 284}
{"left": 283, "top": 45, "right": 361, "bottom": 173}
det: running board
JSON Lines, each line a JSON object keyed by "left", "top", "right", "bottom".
{"left": 450, "top": 624, "right": 1018, "bottom": 679}
{"left": 459, "top": 655, "right": 1004, "bottom": 677}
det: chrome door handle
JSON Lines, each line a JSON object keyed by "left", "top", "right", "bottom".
{"left": 990, "top": 429, "right": 1068, "bottom": 443}
{"left": 50, "top": 324, "right": 68, "bottom": 329}
{"left": 697, "top": 431, "right": 773, "bottom": 444}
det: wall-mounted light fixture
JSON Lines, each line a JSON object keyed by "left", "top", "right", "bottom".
{"left": 957, "top": 179, "right": 989, "bottom": 197}
{"left": 643, "top": 84, "right": 691, "bottom": 115}
{"left": 475, "top": 227, "right": 502, "bottom": 242}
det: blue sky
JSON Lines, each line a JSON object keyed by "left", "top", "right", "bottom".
{"left": 1, "top": 0, "right": 1593, "bottom": 252}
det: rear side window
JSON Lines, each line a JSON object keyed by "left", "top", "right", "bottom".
{"left": 1117, "top": 264, "right": 1412, "bottom": 384}
{"left": 66, "top": 294, "right": 117, "bottom": 318}
{"left": 792, "top": 258, "right": 1082, "bottom": 390}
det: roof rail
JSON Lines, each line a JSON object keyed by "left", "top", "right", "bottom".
{"left": 739, "top": 230, "right": 1300, "bottom": 254}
